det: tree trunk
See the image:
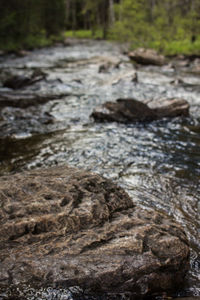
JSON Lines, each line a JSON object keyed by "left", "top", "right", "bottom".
{"left": 72, "top": 0, "right": 77, "bottom": 34}
{"left": 109, "top": 0, "right": 115, "bottom": 26}
{"left": 65, "top": 0, "right": 70, "bottom": 27}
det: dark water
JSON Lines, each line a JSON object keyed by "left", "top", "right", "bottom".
{"left": 0, "top": 40, "right": 199, "bottom": 299}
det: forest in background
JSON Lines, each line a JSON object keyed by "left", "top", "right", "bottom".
{"left": 0, "top": 0, "right": 200, "bottom": 55}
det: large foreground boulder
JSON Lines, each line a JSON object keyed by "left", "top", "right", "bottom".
{"left": 91, "top": 98, "right": 189, "bottom": 123}
{"left": 0, "top": 166, "right": 189, "bottom": 298}
{"left": 128, "top": 48, "right": 166, "bottom": 66}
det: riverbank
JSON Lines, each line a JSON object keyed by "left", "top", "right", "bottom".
{"left": 65, "top": 30, "right": 200, "bottom": 57}
{"left": 1, "top": 30, "right": 200, "bottom": 57}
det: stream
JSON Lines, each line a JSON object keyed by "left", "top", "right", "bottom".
{"left": 0, "top": 40, "right": 199, "bottom": 299}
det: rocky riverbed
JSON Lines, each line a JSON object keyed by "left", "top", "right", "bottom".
{"left": 0, "top": 40, "right": 199, "bottom": 299}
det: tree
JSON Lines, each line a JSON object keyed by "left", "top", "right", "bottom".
{"left": 0, "top": 0, "right": 66, "bottom": 50}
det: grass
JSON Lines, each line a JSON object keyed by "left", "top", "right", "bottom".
{"left": 138, "top": 37, "right": 200, "bottom": 56}
{"left": 0, "top": 29, "right": 103, "bottom": 52}
{"left": 64, "top": 29, "right": 103, "bottom": 40}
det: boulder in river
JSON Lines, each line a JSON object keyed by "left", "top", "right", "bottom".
{"left": 91, "top": 98, "right": 156, "bottom": 123}
{"left": 128, "top": 48, "right": 166, "bottom": 66}
{"left": 0, "top": 166, "right": 190, "bottom": 299}
{"left": 91, "top": 98, "right": 189, "bottom": 123}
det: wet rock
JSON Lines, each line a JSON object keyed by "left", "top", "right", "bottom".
{"left": 99, "top": 58, "right": 122, "bottom": 73}
{"left": 3, "top": 69, "right": 46, "bottom": 90}
{"left": 3, "top": 75, "right": 32, "bottom": 89}
{"left": 0, "top": 92, "right": 51, "bottom": 108}
{"left": 0, "top": 90, "right": 70, "bottom": 109}
{"left": 0, "top": 166, "right": 189, "bottom": 298}
{"left": 91, "top": 99, "right": 156, "bottom": 123}
{"left": 128, "top": 48, "right": 166, "bottom": 66}
{"left": 131, "top": 72, "right": 138, "bottom": 83}
{"left": 91, "top": 98, "right": 189, "bottom": 123}
{"left": 170, "top": 78, "right": 185, "bottom": 85}
{"left": 99, "top": 62, "right": 113, "bottom": 73}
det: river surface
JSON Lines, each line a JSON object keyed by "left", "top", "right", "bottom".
{"left": 0, "top": 40, "right": 199, "bottom": 299}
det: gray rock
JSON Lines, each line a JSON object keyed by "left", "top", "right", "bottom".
{"left": 0, "top": 166, "right": 190, "bottom": 298}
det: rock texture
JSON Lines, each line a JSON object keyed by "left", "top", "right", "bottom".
{"left": 0, "top": 166, "right": 189, "bottom": 298}
{"left": 148, "top": 98, "right": 190, "bottom": 118}
{"left": 91, "top": 98, "right": 189, "bottom": 123}
{"left": 128, "top": 48, "right": 166, "bottom": 66}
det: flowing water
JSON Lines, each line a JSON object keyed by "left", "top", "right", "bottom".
{"left": 0, "top": 40, "right": 199, "bottom": 299}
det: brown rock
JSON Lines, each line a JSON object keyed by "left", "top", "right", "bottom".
{"left": 128, "top": 48, "right": 166, "bottom": 66}
{"left": 148, "top": 98, "right": 190, "bottom": 118}
{"left": 91, "top": 98, "right": 189, "bottom": 123}
{"left": 0, "top": 166, "right": 189, "bottom": 298}
{"left": 91, "top": 98, "right": 157, "bottom": 123}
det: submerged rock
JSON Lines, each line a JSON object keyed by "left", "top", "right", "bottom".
{"left": 128, "top": 48, "right": 166, "bottom": 66}
{"left": 0, "top": 106, "right": 54, "bottom": 138}
{"left": 0, "top": 90, "right": 71, "bottom": 108}
{"left": 0, "top": 91, "right": 53, "bottom": 108}
{"left": 91, "top": 98, "right": 189, "bottom": 123}
{"left": 0, "top": 166, "right": 189, "bottom": 299}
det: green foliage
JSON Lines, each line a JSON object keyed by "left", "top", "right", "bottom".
{"left": 109, "top": 0, "right": 200, "bottom": 55}
{"left": 1, "top": 0, "right": 200, "bottom": 55}
{"left": 110, "top": 0, "right": 151, "bottom": 45}
{"left": 161, "top": 38, "right": 200, "bottom": 56}
{"left": 0, "top": 0, "right": 66, "bottom": 51}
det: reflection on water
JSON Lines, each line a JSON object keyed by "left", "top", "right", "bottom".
{"left": 0, "top": 40, "right": 199, "bottom": 299}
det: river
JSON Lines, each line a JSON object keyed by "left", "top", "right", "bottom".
{"left": 0, "top": 40, "right": 199, "bottom": 299}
